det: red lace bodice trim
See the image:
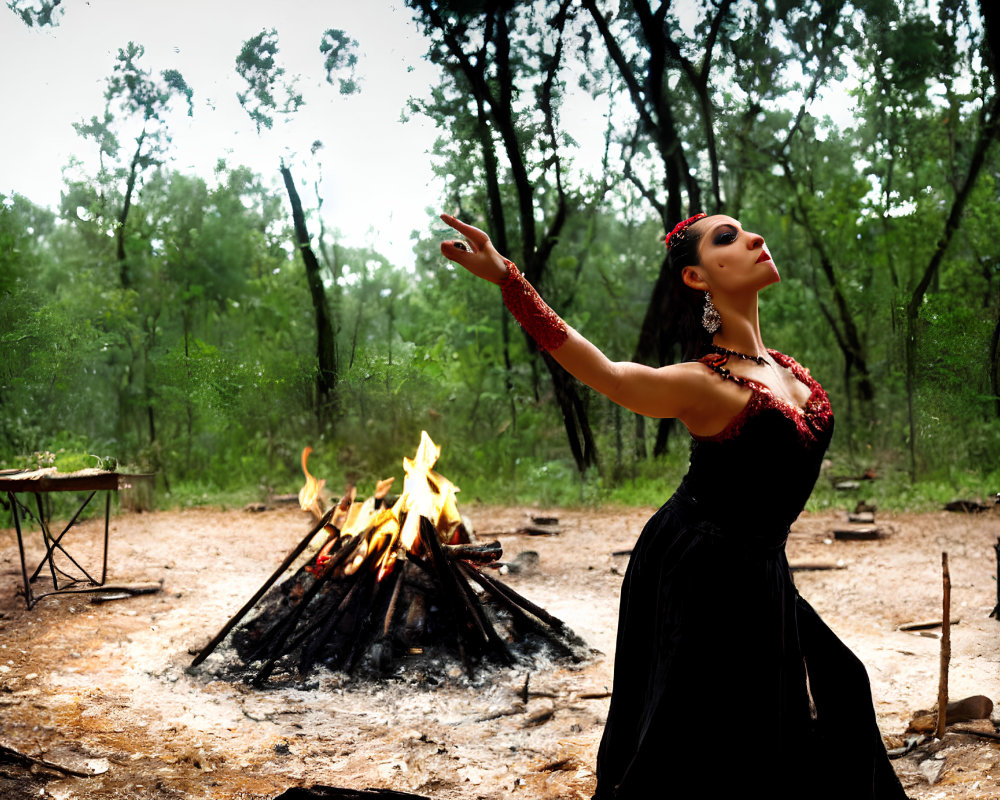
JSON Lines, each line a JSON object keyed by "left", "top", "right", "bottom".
{"left": 692, "top": 349, "right": 833, "bottom": 444}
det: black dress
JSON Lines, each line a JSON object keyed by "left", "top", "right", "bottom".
{"left": 593, "top": 351, "right": 908, "bottom": 799}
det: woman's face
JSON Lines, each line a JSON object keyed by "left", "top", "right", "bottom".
{"left": 686, "top": 215, "right": 779, "bottom": 295}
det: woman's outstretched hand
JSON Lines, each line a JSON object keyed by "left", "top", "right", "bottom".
{"left": 439, "top": 213, "right": 510, "bottom": 285}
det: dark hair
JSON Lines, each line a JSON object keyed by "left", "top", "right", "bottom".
{"left": 666, "top": 224, "right": 712, "bottom": 361}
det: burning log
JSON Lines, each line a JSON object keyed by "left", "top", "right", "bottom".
{"left": 193, "top": 433, "right": 587, "bottom": 684}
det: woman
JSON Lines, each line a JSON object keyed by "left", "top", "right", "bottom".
{"left": 438, "top": 212, "right": 909, "bottom": 799}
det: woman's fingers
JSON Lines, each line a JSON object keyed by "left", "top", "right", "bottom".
{"left": 438, "top": 212, "right": 508, "bottom": 284}
{"left": 439, "top": 215, "right": 479, "bottom": 263}
{"left": 440, "top": 239, "right": 473, "bottom": 264}
{"left": 440, "top": 213, "right": 488, "bottom": 248}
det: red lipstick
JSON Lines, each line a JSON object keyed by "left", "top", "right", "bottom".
{"left": 755, "top": 250, "right": 771, "bottom": 263}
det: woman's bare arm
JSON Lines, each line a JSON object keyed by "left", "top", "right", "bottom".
{"left": 551, "top": 327, "right": 715, "bottom": 420}
{"left": 438, "top": 214, "right": 745, "bottom": 431}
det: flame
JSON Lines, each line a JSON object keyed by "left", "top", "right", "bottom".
{"left": 374, "top": 477, "right": 395, "bottom": 500}
{"left": 298, "top": 432, "right": 461, "bottom": 583}
{"left": 341, "top": 495, "right": 376, "bottom": 538}
{"left": 399, "top": 431, "right": 443, "bottom": 550}
{"left": 298, "top": 447, "right": 326, "bottom": 518}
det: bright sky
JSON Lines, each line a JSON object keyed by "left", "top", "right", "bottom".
{"left": 0, "top": 0, "right": 446, "bottom": 267}
{"left": 1, "top": 0, "right": 877, "bottom": 271}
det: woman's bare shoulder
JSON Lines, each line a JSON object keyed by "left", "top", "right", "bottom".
{"left": 616, "top": 359, "right": 746, "bottom": 422}
{"left": 666, "top": 359, "right": 753, "bottom": 435}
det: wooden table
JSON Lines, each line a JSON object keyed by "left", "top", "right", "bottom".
{"left": 0, "top": 469, "right": 150, "bottom": 608}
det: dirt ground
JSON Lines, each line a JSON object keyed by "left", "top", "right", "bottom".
{"left": 1, "top": 499, "right": 999, "bottom": 799}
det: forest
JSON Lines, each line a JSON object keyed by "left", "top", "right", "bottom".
{"left": 2, "top": 0, "right": 998, "bottom": 511}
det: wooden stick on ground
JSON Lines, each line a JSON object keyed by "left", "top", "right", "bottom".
{"left": 937, "top": 551, "right": 951, "bottom": 740}
{"left": 0, "top": 740, "right": 103, "bottom": 778}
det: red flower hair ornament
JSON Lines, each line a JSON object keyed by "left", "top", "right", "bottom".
{"left": 665, "top": 212, "right": 707, "bottom": 249}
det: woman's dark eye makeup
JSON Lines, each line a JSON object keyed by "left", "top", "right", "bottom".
{"left": 714, "top": 226, "right": 739, "bottom": 245}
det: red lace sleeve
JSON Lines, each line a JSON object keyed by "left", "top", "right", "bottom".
{"left": 499, "top": 260, "right": 568, "bottom": 352}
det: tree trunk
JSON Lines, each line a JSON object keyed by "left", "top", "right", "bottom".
{"left": 489, "top": 12, "right": 596, "bottom": 472}
{"left": 116, "top": 129, "right": 146, "bottom": 291}
{"left": 280, "top": 164, "right": 339, "bottom": 423}
{"left": 475, "top": 94, "right": 518, "bottom": 434}
{"left": 407, "top": 0, "right": 596, "bottom": 471}
{"left": 584, "top": 0, "right": 711, "bottom": 458}
{"left": 790, "top": 194, "right": 877, "bottom": 406}
{"left": 541, "top": 352, "right": 598, "bottom": 471}
{"left": 903, "top": 97, "right": 1000, "bottom": 477}
{"left": 990, "top": 287, "right": 1000, "bottom": 418}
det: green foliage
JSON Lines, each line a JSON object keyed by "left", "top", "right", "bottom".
{"left": 320, "top": 29, "right": 361, "bottom": 95}
{"left": 6, "top": 0, "right": 62, "bottom": 27}
{"left": 236, "top": 29, "right": 305, "bottom": 132}
{"left": 107, "top": 43, "right": 194, "bottom": 120}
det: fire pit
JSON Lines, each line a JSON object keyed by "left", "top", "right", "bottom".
{"left": 192, "top": 433, "right": 588, "bottom": 685}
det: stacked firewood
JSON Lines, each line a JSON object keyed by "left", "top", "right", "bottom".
{"left": 192, "top": 434, "right": 587, "bottom": 685}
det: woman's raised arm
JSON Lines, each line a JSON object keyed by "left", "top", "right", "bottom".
{"left": 439, "top": 214, "right": 721, "bottom": 423}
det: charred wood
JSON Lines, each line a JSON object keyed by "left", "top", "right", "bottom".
{"left": 205, "top": 506, "right": 586, "bottom": 683}
{"left": 443, "top": 541, "right": 502, "bottom": 562}
{"left": 418, "top": 516, "right": 512, "bottom": 667}
{"left": 191, "top": 509, "right": 335, "bottom": 668}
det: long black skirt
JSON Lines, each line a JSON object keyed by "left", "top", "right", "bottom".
{"left": 593, "top": 488, "right": 909, "bottom": 799}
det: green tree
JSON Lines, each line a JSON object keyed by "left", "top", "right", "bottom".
{"left": 61, "top": 43, "right": 193, "bottom": 476}
{"left": 73, "top": 42, "right": 193, "bottom": 290}
{"left": 235, "top": 27, "right": 361, "bottom": 425}
{"left": 407, "top": 0, "right": 601, "bottom": 473}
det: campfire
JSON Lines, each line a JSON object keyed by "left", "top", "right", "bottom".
{"left": 192, "top": 433, "right": 587, "bottom": 685}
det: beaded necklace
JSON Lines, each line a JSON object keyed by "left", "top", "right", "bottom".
{"left": 707, "top": 343, "right": 767, "bottom": 366}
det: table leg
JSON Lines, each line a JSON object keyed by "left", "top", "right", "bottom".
{"left": 35, "top": 492, "right": 61, "bottom": 590}
{"left": 28, "top": 490, "right": 100, "bottom": 586}
{"left": 9, "top": 492, "right": 35, "bottom": 609}
{"left": 101, "top": 491, "right": 110, "bottom": 585}
{"left": 8, "top": 488, "right": 114, "bottom": 608}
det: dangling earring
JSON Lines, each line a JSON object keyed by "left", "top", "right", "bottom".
{"left": 702, "top": 292, "right": 721, "bottom": 334}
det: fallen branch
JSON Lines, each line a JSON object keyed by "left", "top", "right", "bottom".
{"left": 273, "top": 786, "right": 432, "bottom": 800}
{"left": 907, "top": 696, "right": 993, "bottom": 732}
{"left": 514, "top": 525, "right": 561, "bottom": 536}
{"left": 789, "top": 562, "right": 847, "bottom": 572}
{"left": 898, "top": 618, "right": 961, "bottom": 631}
{"left": 832, "top": 527, "right": 883, "bottom": 540}
{"left": 443, "top": 541, "right": 502, "bottom": 562}
{"left": 0, "top": 740, "right": 104, "bottom": 778}
{"left": 83, "top": 582, "right": 162, "bottom": 603}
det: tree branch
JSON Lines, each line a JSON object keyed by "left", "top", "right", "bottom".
{"left": 907, "top": 96, "right": 1000, "bottom": 319}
